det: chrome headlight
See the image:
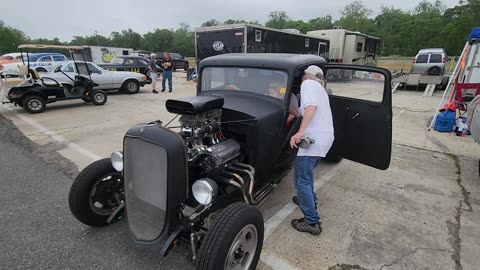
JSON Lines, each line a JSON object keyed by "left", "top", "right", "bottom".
{"left": 192, "top": 178, "right": 218, "bottom": 205}
{"left": 111, "top": 151, "right": 123, "bottom": 172}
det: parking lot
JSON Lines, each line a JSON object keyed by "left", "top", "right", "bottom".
{"left": 1, "top": 71, "right": 479, "bottom": 270}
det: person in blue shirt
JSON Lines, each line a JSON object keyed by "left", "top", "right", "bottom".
{"left": 148, "top": 53, "right": 159, "bottom": 94}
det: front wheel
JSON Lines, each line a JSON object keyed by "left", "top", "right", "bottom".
{"left": 90, "top": 90, "right": 107, "bottom": 106}
{"left": 196, "top": 202, "right": 264, "bottom": 270}
{"left": 69, "top": 158, "right": 124, "bottom": 227}
{"left": 122, "top": 80, "right": 140, "bottom": 94}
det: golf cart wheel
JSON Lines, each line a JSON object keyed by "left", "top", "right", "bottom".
{"left": 36, "top": 67, "right": 47, "bottom": 73}
{"left": 22, "top": 95, "right": 46, "bottom": 114}
{"left": 196, "top": 202, "right": 264, "bottom": 270}
{"left": 69, "top": 158, "right": 124, "bottom": 227}
{"left": 428, "top": 66, "right": 442, "bottom": 76}
{"left": 91, "top": 90, "right": 107, "bottom": 106}
{"left": 122, "top": 80, "right": 140, "bottom": 94}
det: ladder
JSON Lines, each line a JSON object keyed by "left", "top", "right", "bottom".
{"left": 428, "top": 41, "right": 470, "bottom": 131}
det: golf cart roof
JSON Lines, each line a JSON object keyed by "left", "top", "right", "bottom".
{"left": 18, "top": 44, "right": 84, "bottom": 50}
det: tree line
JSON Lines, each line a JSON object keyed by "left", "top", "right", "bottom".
{"left": 0, "top": 0, "right": 478, "bottom": 57}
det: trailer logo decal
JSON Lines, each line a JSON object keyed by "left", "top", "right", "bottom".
{"left": 212, "top": 41, "right": 224, "bottom": 51}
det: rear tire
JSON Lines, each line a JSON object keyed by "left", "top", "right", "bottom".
{"left": 196, "top": 202, "right": 264, "bottom": 270}
{"left": 428, "top": 66, "right": 442, "bottom": 76}
{"left": 22, "top": 95, "right": 46, "bottom": 114}
{"left": 122, "top": 80, "right": 140, "bottom": 94}
{"left": 91, "top": 90, "right": 107, "bottom": 106}
{"left": 69, "top": 158, "right": 124, "bottom": 227}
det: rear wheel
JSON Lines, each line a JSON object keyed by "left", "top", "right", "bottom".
{"left": 69, "top": 158, "right": 124, "bottom": 227}
{"left": 428, "top": 66, "right": 442, "bottom": 76}
{"left": 91, "top": 90, "right": 107, "bottom": 106}
{"left": 22, "top": 95, "right": 46, "bottom": 114}
{"left": 122, "top": 80, "right": 140, "bottom": 94}
{"left": 196, "top": 202, "right": 264, "bottom": 270}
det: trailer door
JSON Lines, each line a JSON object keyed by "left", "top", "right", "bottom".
{"left": 318, "top": 42, "right": 328, "bottom": 59}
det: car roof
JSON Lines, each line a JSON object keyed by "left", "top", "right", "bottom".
{"left": 417, "top": 48, "right": 446, "bottom": 54}
{"left": 115, "top": 55, "right": 146, "bottom": 59}
{"left": 199, "top": 53, "right": 327, "bottom": 73}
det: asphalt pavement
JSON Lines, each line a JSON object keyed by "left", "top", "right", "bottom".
{"left": 0, "top": 113, "right": 195, "bottom": 270}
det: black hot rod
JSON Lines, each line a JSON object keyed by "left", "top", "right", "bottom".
{"left": 68, "top": 54, "right": 392, "bottom": 270}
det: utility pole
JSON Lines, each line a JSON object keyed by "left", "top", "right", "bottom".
{"left": 95, "top": 30, "right": 100, "bottom": 46}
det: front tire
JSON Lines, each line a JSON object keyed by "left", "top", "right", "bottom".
{"left": 196, "top": 202, "right": 264, "bottom": 270}
{"left": 91, "top": 90, "right": 107, "bottom": 106}
{"left": 69, "top": 158, "right": 124, "bottom": 227}
{"left": 122, "top": 80, "right": 140, "bottom": 94}
{"left": 22, "top": 95, "right": 46, "bottom": 114}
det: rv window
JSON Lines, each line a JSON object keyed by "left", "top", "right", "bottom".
{"left": 255, "top": 30, "right": 262, "bottom": 42}
{"left": 305, "top": 38, "right": 310, "bottom": 48}
{"left": 356, "top": 42, "right": 363, "bottom": 52}
{"left": 123, "top": 50, "right": 129, "bottom": 55}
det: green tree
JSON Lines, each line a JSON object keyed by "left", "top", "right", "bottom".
{"left": 335, "top": 0, "right": 375, "bottom": 33}
{"left": 265, "top": 11, "right": 290, "bottom": 29}
{"left": 110, "top": 29, "right": 142, "bottom": 49}
{"left": 70, "top": 34, "right": 110, "bottom": 46}
{"left": 172, "top": 23, "right": 195, "bottom": 56}
{"left": 201, "top": 19, "right": 221, "bottom": 27}
{"left": 0, "top": 21, "right": 27, "bottom": 54}
{"left": 141, "top": 28, "right": 174, "bottom": 52}
{"left": 308, "top": 15, "right": 334, "bottom": 31}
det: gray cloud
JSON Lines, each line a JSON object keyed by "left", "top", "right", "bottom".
{"left": 1, "top": 0, "right": 460, "bottom": 41}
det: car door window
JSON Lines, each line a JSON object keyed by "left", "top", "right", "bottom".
{"left": 325, "top": 69, "right": 385, "bottom": 102}
{"left": 139, "top": 59, "right": 149, "bottom": 65}
{"left": 52, "top": 55, "right": 66, "bottom": 62}
{"left": 63, "top": 63, "right": 75, "bottom": 73}
{"left": 429, "top": 54, "right": 442, "bottom": 63}
{"left": 39, "top": 56, "right": 52, "bottom": 62}
{"left": 87, "top": 63, "right": 100, "bottom": 74}
{"left": 125, "top": 58, "right": 137, "bottom": 65}
{"left": 416, "top": 54, "right": 428, "bottom": 63}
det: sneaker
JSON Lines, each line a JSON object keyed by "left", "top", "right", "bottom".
{"left": 291, "top": 218, "right": 322, "bottom": 235}
{"left": 161, "top": 89, "right": 166, "bottom": 92}
{"left": 292, "top": 196, "right": 318, "bottom": 210}
{"left": 168, "top": 90, "right": 172, "bottom": 92}
{"left": 152, "top": 90, "right": 159, "bottom": 94}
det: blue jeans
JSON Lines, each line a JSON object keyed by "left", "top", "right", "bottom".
{"left": 162, "top": 70, "right": 173, "bottom": 91}
{"left": 294, "top": 156, "right": 320, "bottom": 225}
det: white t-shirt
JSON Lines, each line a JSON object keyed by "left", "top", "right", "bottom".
{"left": 297, "top": 80, "right": 334, "bottom": 157}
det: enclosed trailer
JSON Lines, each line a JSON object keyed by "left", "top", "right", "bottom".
{"left": 195, "top": 24, "right": 330, "bottom": 62}
{"left": 307, "top": 28, "right": 380, "bottom": 65}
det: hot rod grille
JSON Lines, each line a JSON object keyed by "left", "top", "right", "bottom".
{"left": 124, "top": 137, "right": 168, "bottom": 242}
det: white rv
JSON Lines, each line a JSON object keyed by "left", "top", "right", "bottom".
{"left": 81, "top": 46, "right": 133, "bottom": 64}
{"left": 307, "top": 28, "right": 380, "bottom": 65}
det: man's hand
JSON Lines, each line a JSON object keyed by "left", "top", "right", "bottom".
{"left": 290, "top": 131, "right": 303, "bottom": 148}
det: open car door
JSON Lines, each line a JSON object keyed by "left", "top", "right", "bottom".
{"left": 323, "top": 65, "right": 392, "bottom": 170}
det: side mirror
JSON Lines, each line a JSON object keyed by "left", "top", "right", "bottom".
{"left": 54, "top": 66, "right": 62, "bottom": 73}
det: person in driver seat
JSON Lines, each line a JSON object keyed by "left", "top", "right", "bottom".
{"left": 265, "top": 76, "right": 301, "bottom": 123}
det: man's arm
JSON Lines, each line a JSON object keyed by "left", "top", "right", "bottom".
{"left": 290, "top": 105, "right": 317, "bottom": 148}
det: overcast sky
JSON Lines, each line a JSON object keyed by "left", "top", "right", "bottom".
{"left": 1, "top": 0, "right": 460, "bottom": 41}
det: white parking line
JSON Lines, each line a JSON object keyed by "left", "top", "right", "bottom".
{"left": 4, "top": 107, "right": 102, "bottom": 161}
{"left": 261, "top": 162, "right": 343, "bottom": 269}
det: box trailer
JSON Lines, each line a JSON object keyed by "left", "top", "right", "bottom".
{"left": 307, "top": 28, "right": 380, "bottom": 65}
{"left": 81, "top": 46, "right": 133, "bottom": 64}
{"left": 195, "top": 24, "right": 330, "bottom": 62}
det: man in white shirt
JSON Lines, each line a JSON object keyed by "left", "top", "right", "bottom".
{"left": 289, "top": 65, "right": 334, "bottom": 235}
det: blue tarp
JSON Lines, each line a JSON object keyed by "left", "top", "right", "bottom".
{"left": 468, "top": 27, "right": 480, "bottom": 41}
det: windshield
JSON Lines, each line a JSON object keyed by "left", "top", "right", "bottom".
{"left": 201, "top": 67, "right": 289, "bottom": 99}
{"left": 111, "top": 58, "right": 124, "bottom": 64}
